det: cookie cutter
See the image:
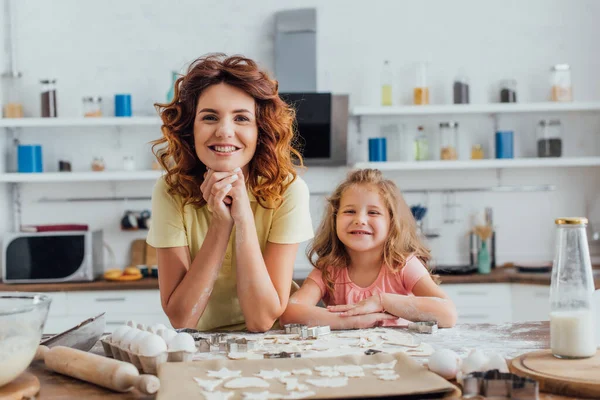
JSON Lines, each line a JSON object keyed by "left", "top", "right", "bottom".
{"left": 284, "top": 323, "right": 307, "bottom": 335}
{"left": 264, "top": 351, "right": 302, "bottom": 359}
{"left": 226, "top": 338, "right": 258, "bottom": 353}
{"left": 198, "top": 338, "right": 211, "bottom": 352}
{"left": 407, "top": 321, "right": 438, "bottom": 334}
{"left": 175, "top": 328, "right": 206, "bottom": 341}
{"left": 364, "top": 349, "right": 383, "bottom": 355}
{"left": 209, "top": 333, "right": 229, "bottom": 351}
{"left": 299, "top": 325, "right": 331, "bottom": 339}
{"left": 462, "top": 369, "right": 539, "bottom": 399}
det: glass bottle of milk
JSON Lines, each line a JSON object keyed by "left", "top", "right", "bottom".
{"left": 550, "top": 217, "right": 597, "bottom": 359}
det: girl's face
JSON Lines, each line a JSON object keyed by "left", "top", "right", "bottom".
{"left": 336, "top": 184, "right": 391, "bottom": 255}
{"left": 194, "top": 83, "right": 258, "bottom": 174}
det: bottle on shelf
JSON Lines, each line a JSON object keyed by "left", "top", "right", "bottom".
{"left": 40, "top": 79, "right": 58, "bottom": 118}
{"left": 381, "top": 60, "right": 393, "bottom": 106}
{"left": 537, "top": 119, "right": 562, "bottom": 158}
{"left": 453, "top": 73, "right": 470, "bottom": 104}
{"left": 414, "top": 125, "right": 429, "bottom": 161}
{"left": 485, "top": 207, "right": 496, "bottom": 269}
{"left": 550, "top": 64, "right": 572, "bottom": 102}
{"left": 439, "top": 121, "right": 459, "bottom": 160}
{"left": 499, "top": 79, "right": 517, "bottom": 103}
{"left": 3, "top": 76, "right": 24, "bottom": 118}
{"left": 413, "top": 62, "right": 429, "bottom": 105}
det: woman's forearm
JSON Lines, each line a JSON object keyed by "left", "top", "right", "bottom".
{"left": 381, "top": 293, "right": 458, "bottom": 328}
{"left": 235, "top": 217, "right": 282, "bottom": 332}
{"left": 164, "top": 221, "right": 233, "bottom": 328}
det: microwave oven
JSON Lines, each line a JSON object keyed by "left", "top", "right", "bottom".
{"left": 2, "top": 230, "right": 104, "bottom": 283}
{"left": 279, "top": 92, "right": 349, "bottom": 166}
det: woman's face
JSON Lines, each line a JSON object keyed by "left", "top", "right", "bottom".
{"left": 194, "top": 83, "right": 258, "bottom": 174}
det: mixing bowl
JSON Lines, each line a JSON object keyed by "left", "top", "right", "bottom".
{"left": 0, "top": 292, "right": 51, "bottom": 387}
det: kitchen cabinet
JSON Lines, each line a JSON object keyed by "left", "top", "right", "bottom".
{"left": 443, "top": 284, "right": 512, "bottom": 324}
{"left": 511, "top": 284, "right": 550, "bottom": 322}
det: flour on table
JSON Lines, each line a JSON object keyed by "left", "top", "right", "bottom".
{"left": 306, "top": 377, "right": 349, "bottom": 388}
{"left": 372, "top": 360, "right": 397, "bottom": 370}
{"left": 193, "top": 377, "right": 223, "bottom": 391}
{"left": 373, "top": 369, "right": 397, "bottom": 376}
{"left": 377, "top": 374, "right": 400, "bottom": 381}
{"left": 227, "top": 352, "right": 263, "bottom": 360}
{"left": 255, "top": 369, "right": 291, "bottom": 380}
{"left": 344, "top": 370, "right": 365, "bottom": 378}
{"left": 241, "top": 391, "right": 277, "bottom": 400}
{"left": 319, "top": 369, "right": 341, "bottom": 377}
{"left": 201, "top": 390, "right": 234, "bottom": 400}
{"left": 207, "top": 367, "right": 242, "bottom": 379}
{"left": 333, "top": 365, "right": 363, "bottom": 374}
{"left": 404, "top": 342, "right": 434, "bottom": 357}
{"left": 291, "top": 368, "right": 312, "bottom": 376}
{"left": 281, "top": 391, "right": 317, "bottom": 399}
{"left": 224, "top": 377, "right": 270, "bottom": 389}
{"left": 279, "top": 377, "right": 309, "bottom": 391}
{"left": 313, "top": 366, "right": 333, "bottom": 372}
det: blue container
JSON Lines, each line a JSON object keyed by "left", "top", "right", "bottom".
{"left": 114, "top": 94, "right": 132, "bottom": 117}
{"left": 368, "top": 138, "right": 387, "bottom": 162}
{"left": 495, "top": 131, "right": 514, "bottom": 159}
{"left": 18, "top": 145, "right": 43, "bottom": 173}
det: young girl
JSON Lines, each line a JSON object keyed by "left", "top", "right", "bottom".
{"left": 281, "top": 169, "right": 457, "bottom": 329}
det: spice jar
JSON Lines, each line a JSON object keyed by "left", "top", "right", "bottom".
{"left": 40, "top": 79, "right": 57, "bottom": 118}
{"left": 537, "top": 119, "right": 562, "bottom": 158}
{"left": 439, "top": 121, "right": 459, "bottom": 160}
{"left": 551, "top": 64, "right": 572, "bottom": 102}
{"left": 414, "top": 125, "right": 429, "bottom": 161}
{"left": 82, "top": 97, "right": 102, "bottom": 117}
{"left": 471, "top": 144, "right": 484, "bottom": 160}
{"left": 550, "top": 217, "right": 596, "bottom": 359}
{"left": 413, "top": 62, "right": 429, "bottom": 105}
{"left": 499, "top": 79, "right": 517, "bottom": 103}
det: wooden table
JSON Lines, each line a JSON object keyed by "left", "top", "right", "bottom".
{"left": 24, "top": 321, "right": 581, "bottom": 399}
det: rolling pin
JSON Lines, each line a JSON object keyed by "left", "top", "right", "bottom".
{"left": 34, "top": 345, "right": 160, "bottom": 395}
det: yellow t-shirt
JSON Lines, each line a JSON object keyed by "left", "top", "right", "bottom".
{"left": 146, "top": 175, "right": 314, "bottom": 331}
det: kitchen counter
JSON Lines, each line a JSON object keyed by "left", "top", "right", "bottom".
{"left": 25, "top": 321, "right": 575, "bottom": 399}
{"left": 2, "top": 265, "right": 599, "bottom": 292}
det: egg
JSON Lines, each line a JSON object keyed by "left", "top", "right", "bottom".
{"left": 147, "top": 323, "right": 168, "bottom": 334}
{"left": 167, "top": 332, "right": 196, "bottom": 352}
{"left": 461, "top": 349, "right": 489, "bottom": 374}
{"left": 138, "top": 334, "right": 168, "bottom": 357}
{"left": 111, "top": 326, "right": 131, "bottom": 345}
{"left": 126, "top": 320, "right": 137, "bottom": 328}
{"left": 483, "top": 352, "right": 509, "bottom": 372}
{"left": 136, "top": 323, "right": 147, "bottom": 331}
{"left": 157, "top": 328, "right": 178, "bottom": 342}
{"left": 120, "top": 328, "right": 141, "bottom": 350}
{"left": 130, "top": 331, "right": 151, "bottom": 353}
{"left": 428, "top": 349, "right": 461, "bottom": 379}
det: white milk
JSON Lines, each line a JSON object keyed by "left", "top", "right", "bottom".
{"left": 550, "top": 310, "right": 597, "bottom": 358}
{"left": 0, "top": 336, "right": 38, "bottom": 386}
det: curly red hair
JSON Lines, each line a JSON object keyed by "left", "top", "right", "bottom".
{"left": 152, "top": 53, "right": 303, "bottom": 208}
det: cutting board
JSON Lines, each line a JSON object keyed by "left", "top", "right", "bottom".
{"left": 157, "top": 352, "right": 459, "bottom": 399}
{"left": 510, "top": 349, "right": 600, "bottom": 399}
{"left": 0, "top": 372, "right": 40, "bottom": 400}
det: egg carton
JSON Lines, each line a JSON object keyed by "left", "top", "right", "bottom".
{"left": 100, "top": 335, "right": 195, "bottom": 375}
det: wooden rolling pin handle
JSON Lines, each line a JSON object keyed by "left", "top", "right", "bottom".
{"left": 130, "top": 374, "right": 161, "bottom": 395}
{"left": 34, "top": 345, "right": 49, "bottom": 361}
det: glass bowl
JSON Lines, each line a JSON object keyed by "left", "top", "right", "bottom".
{"left": 0, "top": 292, "right": 51, "bottom": 387}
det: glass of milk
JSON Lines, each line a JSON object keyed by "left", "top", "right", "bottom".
{"left": 550, "top": 217, "right": 597, "bottom": 359}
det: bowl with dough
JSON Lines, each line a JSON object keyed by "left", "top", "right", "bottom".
{"left": 0, "top": 292, "right": 51, "bottom": 387}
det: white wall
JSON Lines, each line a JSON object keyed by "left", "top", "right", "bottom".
{"left": 1, "top": 0, "right": 599, "bottom": 276}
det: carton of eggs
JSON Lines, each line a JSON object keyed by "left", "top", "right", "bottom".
{"left": 100, "top": 321, "right": 197, "bottom": 375}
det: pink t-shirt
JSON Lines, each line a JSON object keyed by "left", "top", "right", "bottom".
{"left": 306, "top": 255, "right": 430, "bottom": 326}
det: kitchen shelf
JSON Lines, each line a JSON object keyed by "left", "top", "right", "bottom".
{"left": 0, "top": 117, "right": 161, "bottom": 128}
{"left": 351, "top": 102, "right": 600, "bottom": 117}
{"left": 0, "top": 170, "right": 163, "bottom": 183}
{"left": 354, "top": 157, "right": 600, "bottom": 171}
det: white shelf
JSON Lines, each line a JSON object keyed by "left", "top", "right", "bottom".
{"left": 354, "top": 157, "right": 600, "bottom": 171}
{"left": 352, "top": 102, "right": 600, "bottom": 116}
{"left": 0, "top": 170, "right": 163, "bottom": 183}
{"left": 0, "top": 117, "right": 161, "bottom": 128}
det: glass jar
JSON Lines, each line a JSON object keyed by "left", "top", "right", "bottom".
{"left": 551, "top": 64, "right": 572, "bottom": 102}
{"left": 381, "top": 60, "right": 393, "bottom": 106}
{"left": 453, "top": 74, "right": 470, "bottom": 104}
{"left": 550, "top": 217, "right": 596, "bottom": 359}
{"left": 414, "top": 125, "right": 429, "bottom": 161}
{"left": 471, "top": 144, "right": 484, "bottom": 159}
{"left": 414, "top": 62, "right": 429, "bottom": 105}
{"left": 40, "top": 79, "right": 57, "bottom": 118}
{"left": 537, "top": 119, "right": 562, "bottom": 157}
{"left": 439, "top": 121, "right": 459, "bottom": 160}
{"left": 3, "top": 77, "right": 24, "bottom": 118}
{"left": 499, "top": 79, "right": 517, "bottom": 103}
{"left": 82, "top": 97, "right": 102, "bottom": 117}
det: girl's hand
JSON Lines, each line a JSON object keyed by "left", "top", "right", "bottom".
{"left": 226, "top": 168, "right": 253, "bottom": 223}
{"left": 200, "top": 169, "right": 238, "bottom": 224}
{"left": 352, "top": 312, "right": 397, "bottom": 329}
{"left": 327, "top": 293, "right": 384, "bottom": 316}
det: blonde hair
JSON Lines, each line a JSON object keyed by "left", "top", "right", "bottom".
{"left": 307, "top": 168, "right": 437, "bottom": 300}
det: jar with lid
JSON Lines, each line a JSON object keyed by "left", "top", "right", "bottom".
{"left": 40, "top": 79, "right": 57, "bottom": 118}
{"left": 439, "top": 121, "right": 459, "bottom": 160}
{"left": 82, "top": 97, "right": 102, "bottom": 117}
{"left": 499, "top": 79, "right": 517, "bottom": 103}
{"left": 414, "top": 125, "right": 429, "bottom": 161}
{"left": 3, "top": 76, "right": 24, "bottom": 118}
{"left": 551, "top": 64, "right": 572, "bottom": 102}
{"left": 453, "top": 73, "right": 470, "bottom": 104}
{"left": 537, "top": 119, "right": 562, "bottom": 157}
{"left": 550, "top": 217, "right": 596, "bottom": 359}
